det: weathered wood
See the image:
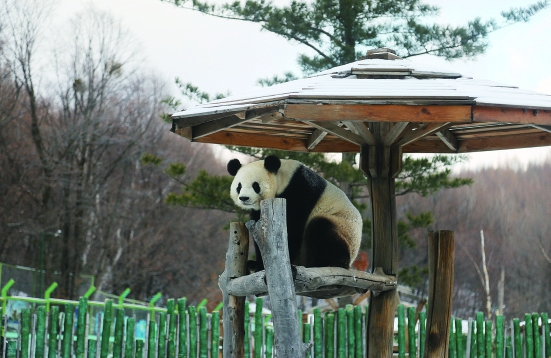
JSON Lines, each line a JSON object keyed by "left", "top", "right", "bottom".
{"left": 306, "top": 121, "right": 364, "bottom": 145}
{"left": 219, "top": 222, "right": 249, "bottom": 358}
{"left": 435, "top": 128, "right": 459, "bottom": 151}
{"left": 307, "top": 128, "right": 327, "bottom": 150}
{"left": 392, "top": 122, "right": 451, "bottom": 148}
{"left": 192, "top": 115, "right": 249, "bottom": 139}
{"left": 360, "top": 122, "right": 400, "bottom": 358}
{"left": 225, "top": 266, "right": 396, "bottom": 298}
{"left": 425, "top": 230, "right": 455, "bottom": 358}
{"left": 246, "top": 199, "right": 310, "bottom": 358}
{"left": 285, "top": 104, "right": 472, "bottom": 123}
{"left": 343, "top": 121, "right": 377, "bottom": 145}
{"left": 473, "top": 106, "right": 551, "bottom": 125}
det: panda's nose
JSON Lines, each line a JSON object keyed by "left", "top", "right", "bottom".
{"left": 239, "top": 196, "right": 250, "bottom": 202}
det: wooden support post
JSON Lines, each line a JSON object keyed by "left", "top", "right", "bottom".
{"left": 246, "top": 198, "right": 310, "bottom": 357}
{"left": 425, "top": 230, "right": 455, "bottom": 358}
{"left": 360, "top": 122, "right": 401, "bottom": 358}
{"left": 219, "top": 222, "right": 249, "bottom": 358}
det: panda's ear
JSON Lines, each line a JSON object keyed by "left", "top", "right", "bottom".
{"left": 264, "top": 155, "right": 281, "bottom": 173}
{"left": 227, "top": 159, "right": 241, "bottom": 176}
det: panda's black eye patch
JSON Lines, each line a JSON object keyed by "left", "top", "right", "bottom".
{"left": 253, "top": 182, "right": 261, "bottom": 194}
{"left": 237, "top": 183, "right": 242, "bottom": 194}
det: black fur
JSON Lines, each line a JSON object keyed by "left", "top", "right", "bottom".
{"left": 263, "top": 155, "right": 281, "bottom": 173}
{"left": 227, "top": 159, "right": 241, "bottom": 176}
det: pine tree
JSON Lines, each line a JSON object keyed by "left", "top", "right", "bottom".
{"left": 164, "top": 0, "right": 548, "bottom": 74}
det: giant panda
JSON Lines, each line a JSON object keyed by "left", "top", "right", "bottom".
{"left": 227, "top": 155, "right": 363, "bottom": 271}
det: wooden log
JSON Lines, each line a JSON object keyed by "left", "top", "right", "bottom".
{"left": 225, "top": 266, "right": 396, "bottom": 298}
{"left": 425, "top": 230, "right": 455, "bottom": 358}
{"left": 219, "top": 222, "right": 249, "bottom": 358}
{"left": 360, "top": 123, "right": 400, "bottom": 358}
{"left": 246, "top": 199, "right": 310, "bottom": 357}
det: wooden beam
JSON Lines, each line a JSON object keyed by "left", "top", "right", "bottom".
{"left": 473, "top": 106, "right": 551, "bottom": 125}
{"left": 219, "top": 222, "right": 249, "bottom": 358}
{"left": 392, "top": 122, "right": 451, "bottom": 149}
{"left": 306, "top": 121, "right": 364, "bottom": 145}
{"left": 383, "top": 122, "right": 409, "bottom": 146}
{"left": 307, "top": 128, "right": 328, "bottom": 150}
{"left": 425, "top": 231, "right": 455, "bottom": 358}
{"left": 435, "top": 128, "right": 459, "bottom": 152}
{"left": 192, "top": 130, "right": 360, "bottom": 152}
{"left": 192, "top": 115, "right": 250, "bottom": 139}
{"left": 532, "top": 124, "right": 551, "bottom": 133}
{"left": 285, "top": 104, "right": 472, "bottom": 123}
{"left": 360, "top": 123, "right": 400, "bottom": 358}
{"left": 457, "top": 131, "right": 551, "bottom": 152}
{"left": 342, "top": 121, "right": 377, "bottom": 145}
{"left": 172, "top": 110, "right": 246, "bottom": 128}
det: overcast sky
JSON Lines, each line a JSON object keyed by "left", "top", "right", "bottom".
{"left": 55, "top": 0, "right": 551, "bottom": 170}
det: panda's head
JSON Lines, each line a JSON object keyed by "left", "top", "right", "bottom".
{"left": 227, "top": 155, "right": 282, "bottom": 211}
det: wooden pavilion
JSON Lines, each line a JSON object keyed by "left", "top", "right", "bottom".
{"left": 170, "top": 48, "right": 551, "bottom": 357}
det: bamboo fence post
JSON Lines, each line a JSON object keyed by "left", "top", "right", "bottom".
{"left": 425, "top": 230, "right": 455, "bottom": 358}
{"left": 158, "top": 312, "right": 167, "bottom": 358}
{"left": 496, "top": 315, "right": 504, "bottom": 358}
{"left": 408, "top": 306, "right": 416, "bottom": 357}
{"left": 397, "top": 305, "right": 405, "bottom": 358}
{"left": 337, "top": 307, "right": 346, "bottom": 358}
{"left": 542, "top": 312, "right": 550, "bottom": 358}
{"left": 113, "top": 309, "right": 124, "bottom": 358}
{"left": 61, "top": 304, "right": 74, "bottom": 358}
{"left": 532, "top": 313, "right": 541, "bottom": 358}
{"left": 101, "top": 300, "right": 113, "bottom": 358}
{"left": 219, "top": 222, "right": 248, "bottom": 358}
{"left": 21, "top": 308, "right": 31, "bottom": 358}
{"left": 419, "top": 311, "right": 426, "bottom": 358}
{"left": 35, "top": 305, "right": 46, "bottom": 358}
{"left": 198, "top": 307, "right": 207, "bottom": 358}
{"left": 253, "top": 297, "right": 263, "bottom": 358}
{"left": 525, "top": 313, "right": 534, "bottom": 358}
{"left": 177, "top": 298, "right": 187, "bottom": 358}
{"left": 324, "top": 313, "right": 335, "bottom": 358}
{"left": 244, "top": 301, "right": 250, "bottom": 358}
{"left": 265, "top": 326, "right": 274, "bottom": 358}
{"left": 512, "top": 318, "right": 521, "bottom": 358}
{"left": 136, "top": 340, "right": 144, "bottom": 358}
{"left": 303, "top": 322, "right": 311, "bottom": 358}
{"left": 313, "top": 309, "right": 322, "bottom": 358}
{"left": 47, "top": 306, "right": 59, "bottom": 358}
{"left": 346, "top": 305, "right": 354, "bottom": 358}
{"left": 484, "top": 319, "right": 492, "bottom": 358}
{"left": 353, "top": 306, "right": 362, "bottom": 358}
{"left": 448, "top": 320, "right": 456, "bottom": 358}
{"left": 188, "top": 307, "right": 196, "bottom": 358}
{"left": 167, "top": 300, "right": 176, "bottom": 358}
{"left": 210, "top": 311, "right": 220, "bottom": 358}
{"left": 124, "top": 317, "right": 135, "bottom": 358}
{"left": 246, "top": 198, "right": 309, "bottom": 357}
{"left": 75, "top": 298, "right": 87, "bottom": 358}
{"left": 454, "top": 318, "right": 463, "bottom": 358}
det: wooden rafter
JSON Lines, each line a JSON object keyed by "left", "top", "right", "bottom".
{"left": 307, "top": 128, "right": 328, "bottom": 150}
{"left": 435, "top": 128, "right": 459, "bottom": 152}
{"left": 342, "top": 121, "right": 377, "bottom": 145}
{"left": 305, "top": 121, "right": 364, "bottom": 145}
{"left": 392, "top": 122, "right": 451, "bottom": 149}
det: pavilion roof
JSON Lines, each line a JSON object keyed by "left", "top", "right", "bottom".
{"left": 171, "top": 55, "right": 551, "bottom": 153}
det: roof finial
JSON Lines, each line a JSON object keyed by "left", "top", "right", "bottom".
{"left": 360, "top": 48, "right": 401, "bottom": 60}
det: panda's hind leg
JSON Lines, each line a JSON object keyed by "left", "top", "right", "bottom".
{"left": 301, "top": 217, "right": 351, "bottom": 268}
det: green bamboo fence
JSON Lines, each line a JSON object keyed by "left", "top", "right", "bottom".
{"left": 2, "top": 283, "right": 551, "bottom": 358}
